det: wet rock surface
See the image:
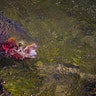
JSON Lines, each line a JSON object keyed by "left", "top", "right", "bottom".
{"left": 37, "top": 63, "right": 96, "bottom": 96}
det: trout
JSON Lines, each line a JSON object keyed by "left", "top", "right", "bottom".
{"left": 0, "top": 13, "right": 37, "bottom": 60}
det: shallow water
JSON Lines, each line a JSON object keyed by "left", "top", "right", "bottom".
{"left": 0, "top": 0, "right": 96, "bottom": 96}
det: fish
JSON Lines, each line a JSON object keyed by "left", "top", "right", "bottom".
{"left": 0, "top": 13, "right": 37, "bottom": 60}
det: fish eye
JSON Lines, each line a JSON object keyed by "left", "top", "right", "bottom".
{"left": 18, "top": 41, "right": 25, "bottom": 47}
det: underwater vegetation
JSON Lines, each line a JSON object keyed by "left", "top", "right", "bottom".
{"left": 0, "top": 0, "right": 96, "bottom": 96}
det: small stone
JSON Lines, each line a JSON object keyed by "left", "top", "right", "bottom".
{"left": 36, "top": 61, "right": 43, "bottom": 67}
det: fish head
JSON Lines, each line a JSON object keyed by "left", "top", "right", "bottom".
{"left": 0, "top": 14, "right": 38, "bottom": 60}
{"left": 2, "top": 37, "right": 38, "bottom": 60}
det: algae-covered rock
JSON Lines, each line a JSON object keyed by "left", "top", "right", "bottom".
{"left": 36, "top": 61, "right": 44, "bottom": 67}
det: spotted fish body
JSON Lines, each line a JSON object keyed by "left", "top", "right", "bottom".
{"left": 0, "top": 13, "right": 33, "bottom": 44}
{"left": 0, "top": 13, "right": 37, "bottom": 60}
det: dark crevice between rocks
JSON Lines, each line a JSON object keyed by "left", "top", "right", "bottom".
{"left": 0, "top": 79, "right": 11, "bottom": 96}
{"left": 82, "top": 79, "right": 96, "bottom": 96}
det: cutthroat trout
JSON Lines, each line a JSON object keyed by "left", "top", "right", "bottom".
{"left": 0, "top": 13, "right": 37, "bottom": 60}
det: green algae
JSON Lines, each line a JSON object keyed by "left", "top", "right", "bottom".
{"left": 0, "top": 60, "right": 42, "bottom": 96}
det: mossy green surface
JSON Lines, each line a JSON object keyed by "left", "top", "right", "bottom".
{"left": 0, "top": 0, "right": 96, "bottom": 96}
